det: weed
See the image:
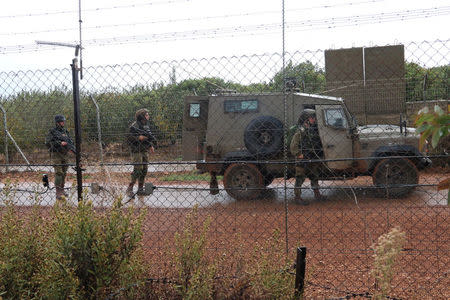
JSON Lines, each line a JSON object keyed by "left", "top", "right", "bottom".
{"left": 43, "top": 198, "right": 146, "bottom": 299}
{"left": 371, "top": 226, "right": 406, "bottom": 299}
{"left": 247, "top": 229, "right": 296, "bottom": 300}
{"left": 173, "top": 206, "right": 215, "bottom": 299}
{"left": 0, "top": 195, "right": 48, "bottom": 299}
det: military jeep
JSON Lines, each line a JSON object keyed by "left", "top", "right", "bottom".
{"left": 182, "top": 92, "right": 431, "bottom": 200}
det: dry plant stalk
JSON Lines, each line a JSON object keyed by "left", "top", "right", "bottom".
{"left": 371, "top": 226, "right": 406, "bottom": 299}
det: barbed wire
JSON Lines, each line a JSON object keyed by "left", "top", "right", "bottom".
{"left": 1, "top": 7, "right": 448, "bottom": 54}
{"left": 0, "top": 0, "right": 385, "bottom": 21}
{"left": 0, "top": 0, "right": 193, "bottom": 19}
{"left": 0, "top": 0, "right": 387, "bottom": 36}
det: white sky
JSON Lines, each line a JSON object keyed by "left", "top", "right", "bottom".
{"left": 0, "top": 0, "right": 449, "bottom": 72}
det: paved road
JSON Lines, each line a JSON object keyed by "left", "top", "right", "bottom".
{"left": 1, "top": 181, "right": 447, "bottom": 208}
{"left": 1, "top": 163, "right": 195, "bottom": 174}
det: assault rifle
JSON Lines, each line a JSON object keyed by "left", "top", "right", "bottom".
{"left": 46, "top": 128, "right": 77, "bottom": 154}
{"left": 129, "top": 125, "right": 157, "bottom": 148}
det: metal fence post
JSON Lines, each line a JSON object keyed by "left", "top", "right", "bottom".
{"left": 0, "top": 105, "right": 32, "bottom": 171}
{"left": 295, "top": 246, "right": 307, "bottom": 298}
{"left": 89, "top": 95, "right": 104, "bottom": 165}
{"left": 71, "top": 58, "right": 83, "bottom": 202}
{"left": 0, "top": 104, "right": 8, "bottom": 172}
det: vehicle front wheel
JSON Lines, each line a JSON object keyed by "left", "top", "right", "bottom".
{"left": 372, "top": 158, "right": 419, "bottom": 198}
{"left": 223, "top": 163, "right": 264, "bottom": 200}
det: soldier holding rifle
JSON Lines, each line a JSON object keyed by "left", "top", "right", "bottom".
{"left": 45, "top": 114, "right": 75, "bottom": 200}
{"left": 126, "top": 109, "right": 157, "bottom": 198}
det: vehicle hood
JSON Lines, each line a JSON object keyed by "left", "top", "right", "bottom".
{"left": 357, "top": 124, "right": 418, "bottom": 139}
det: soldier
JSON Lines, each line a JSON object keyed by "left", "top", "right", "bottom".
{"left": 290, "top": 109, "right": 324, "bottom": 204}
{"left": 126, "top": 109, "right": 157, "bottom": 198}
{"left": 45, "top": 114, "right": 75, "bottom": 200}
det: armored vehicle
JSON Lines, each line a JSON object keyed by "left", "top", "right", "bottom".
{"left": 182, "top": 92, "right": 430, "bottom": 200}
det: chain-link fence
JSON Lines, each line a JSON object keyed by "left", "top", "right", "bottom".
{"left": 0, "top": 39, "right": 449, "bottom": 298}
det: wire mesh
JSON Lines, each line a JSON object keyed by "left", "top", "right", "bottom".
{"left": 0, "top": 39, "right": 448, "bottom": 298}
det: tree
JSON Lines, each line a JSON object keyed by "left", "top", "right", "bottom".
{"left": 415, "top": 105, "right": 449, "bottom": 149}
{"left": 271, "top": 61, "right": 325, "bottom": 93}
{"left": 405, "top": 62, "right": 449, "bottom": 102}
{"left": 415, "top": 105, "right": 450, "bottom": 203}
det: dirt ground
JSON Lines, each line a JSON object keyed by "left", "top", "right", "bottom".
{"left": 1, "top": 167, "right": 449, "bottom": 299}
{"left": 133, "top": 194, "right": 448, "bottom": 299}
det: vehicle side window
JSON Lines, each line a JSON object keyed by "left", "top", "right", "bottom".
{"left": 189, "top": 103, "right": 200, "bottom": 118}
{"left": 324, "top": 108, "right": 347, "bottom": 128}
{"left": 224, "top": 99, "right": 258, "bottom": 113}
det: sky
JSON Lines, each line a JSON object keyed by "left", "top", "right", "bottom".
{"left": 0, "top": 0, "right": 449, "bottom": 72}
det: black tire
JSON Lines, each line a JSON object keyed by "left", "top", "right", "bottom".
{"left": 263, "top": 173, "right": 275, "bottom": 186}
{"left": 244, "top": 116, "right": 283, "bottom": 158}
{"left": 223, "top": 163, "right": 264, "bottom": 200}
{"left": 372, "top": 158, "right": 419, "bottom": 198}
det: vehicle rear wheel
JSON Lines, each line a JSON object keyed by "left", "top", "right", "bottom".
{"left": 372, "top": 158, "right": 419, "bottom": 198}
{"left": 223, "top": 163, "right": 264, "bottom": 200}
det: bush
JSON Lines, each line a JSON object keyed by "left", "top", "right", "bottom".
{"left": 246, "top": 230, "right": 296, "bottom": 299}
{"left": 173, "top": 206, "right": 215, "bottom": 300}
{"left": 0, "top": 197, "right": 48, "bottom": 299}
{"left": 0, "top": 190, "right": 146, "bottom": 299}
{"left": 42, "top": 199, "right": 146, "bottom": 299}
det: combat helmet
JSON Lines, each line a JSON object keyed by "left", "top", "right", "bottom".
{"left": 54, "top": 114, "right": 66, "bottom": 123}
{"left": 297, "top": 109, "right": 316, "bottom": 125}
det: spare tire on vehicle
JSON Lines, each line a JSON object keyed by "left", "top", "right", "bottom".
{"left": 244, "top": 116, "right": 283, "bottom": 158}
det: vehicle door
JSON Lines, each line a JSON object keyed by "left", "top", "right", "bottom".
{"left": 315, "top": 104, "right": 353, "bottom": 170}
{"left": 182, "top": 97, "right": 209, "bottom": 160}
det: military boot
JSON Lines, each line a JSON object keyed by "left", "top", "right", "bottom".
{"left": 56, "top": 186, "right": 65, "bottom": 201}
{"left": 136, "top": 182, "right": 146, "bottom": 196}
{"left": 61, "top": 180, "right": 69, "bottom": 197}
{"left": 126, "top": 183, "right": 135, "bottom": 198}
{"left": 313, "top": 188, "right": 324, "bottom": 201}
{"left": 294, "top": 188, "right": 309, "bottom": 205}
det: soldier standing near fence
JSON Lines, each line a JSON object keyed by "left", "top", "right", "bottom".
{"left": 290, "top": 109, "right": 325, "bottom": 205}
{"left": 45, "top": 114, "right": 75, "bottom": 200}
{"left": 126, "top": 109, "right": 157, "bottom": 198}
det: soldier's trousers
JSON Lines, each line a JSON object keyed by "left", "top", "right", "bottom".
{"left": 294, "top": 163, "right": 320, "bottom": 197}
{"left": 131, "top": 151, "right": 148, "bottom": 184}
{"left": 51, "top": 152, "right": 68, "bottom": 187}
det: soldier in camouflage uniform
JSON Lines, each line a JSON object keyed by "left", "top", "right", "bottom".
{"left": 290, "top": 109, "right": 324, "bottom": 204}
{"left": 126, "top": 109, "right": 157, "bottom": 198}
{"left": 45, "top": 114, "right": 75, "bottom": 200}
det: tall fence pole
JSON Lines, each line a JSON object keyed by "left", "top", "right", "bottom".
{"left": 0, "top": 105, "right": 9, "bottom": 172}
{"left": 71, "top": 58, "right": 83, "bottom": 202}
{"left": 89, "top": 95, "right": 104, "bottom": 165}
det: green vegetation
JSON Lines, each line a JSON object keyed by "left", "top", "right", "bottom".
{"left": 415, "top": 105, "right": 450, "bottom": 149}
{"left": 272, "top": 60, "right": 326, "bottom": 93}
{"left": 406, "top": 62, "right": 449, "bottom": 102}
{"left": 0, "top": 197, "right": 47, "bottom": 299}
{"left": 0, "top": 60, "right": 447, "bottom": 157}
{"left": 0, "top": 194, "right": 146, "bottom": 299}
{"left": 246, "top": 230, "right": 297, "bottom": 299}
{"left": 0, "top": 194, "right": 305, "bottom": 299}
{"left": 415, "top": 105, "right": 450, "bottom": 202}
{"left": 173, "top": 206, "right": 215, "bottom": 299}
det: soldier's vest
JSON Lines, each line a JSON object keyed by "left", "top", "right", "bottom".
{"left": 299, "top": 125, "right": 323, "bottom": 159}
